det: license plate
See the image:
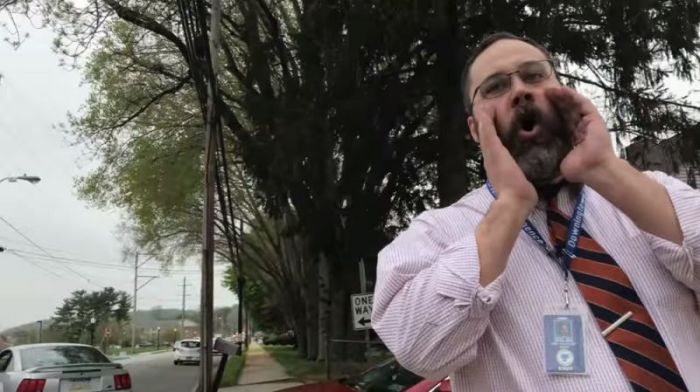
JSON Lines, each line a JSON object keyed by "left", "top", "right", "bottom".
{"left": 66, "top": 378, "right": 92, "bottom": 392}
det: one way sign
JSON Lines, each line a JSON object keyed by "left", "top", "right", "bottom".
{"left": 351, "top": 293, "right": 373, "bottom": 331}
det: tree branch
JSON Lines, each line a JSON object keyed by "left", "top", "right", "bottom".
{"left": 102, "top": 0, "right": 191, "bottom": 64}
{"left": 558, "top": 71, "right": 700, "bottom": 111}
{"left": 111, "top": 79, "right": 189, "bottom": 130}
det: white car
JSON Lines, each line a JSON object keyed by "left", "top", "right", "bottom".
{"left": 173, "top": 339, "right": 200, "bottom": 365}
{"left": 0, "top": 343, "right": 132, "bottom": 391}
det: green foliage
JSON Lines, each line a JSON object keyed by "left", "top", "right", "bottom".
{"left": 263, "top": 345, "right": 326, "bottom": 382}
{"left": 220, "top": 353, "right": 246, "bottom": 387}
{"left": 60, "top": 0, "right": 700, "bottom": 261}
{"left": 223, "top": 266, "right": 286, "bottom": 333}
{"left": 51, "top": 287, "right": 131, "bottom": 343}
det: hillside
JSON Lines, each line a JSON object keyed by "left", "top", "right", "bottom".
{"left": 1, "top": 305, "right": 240, "bottom": 345}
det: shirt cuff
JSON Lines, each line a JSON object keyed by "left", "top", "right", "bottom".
{"left": 434, "top": 234, "right": 504, "bottom": 316}
{"left": 645, "top": 178, "right": 700, "bottom": 263}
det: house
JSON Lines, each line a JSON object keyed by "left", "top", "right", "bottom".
{"left": 624, "top": 135, "right": 698, "bottom": 189}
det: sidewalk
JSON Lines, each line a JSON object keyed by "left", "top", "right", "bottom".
{"left": 221, "top": 342, "right": 303, "bottom": 392}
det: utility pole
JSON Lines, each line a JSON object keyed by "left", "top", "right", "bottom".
{"left": 178, "top": 277, "right": 192, "bottom": 339}
{"left": 198, "top": 0, "right": 223, "bottom": 388}
{"left": 132, "top": 253, "right": 137, "bottom": 352}
{"left": 37, "top": 320, "right": 42, "bottom": 343}
{"left": 201, "top": 93, "right": 217, "bottom": 392}
{"left": 236, "top": 218, "right": 244, "bottom": 353}
{"left": 131, "top": 253, "right": 158, "bottom": 352}
{"left": 176, "top": 0, "right": 222, "bottom": 388}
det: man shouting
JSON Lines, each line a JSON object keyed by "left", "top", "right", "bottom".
{"left": 373, "top": 32, "right": 700, "bottom": 391}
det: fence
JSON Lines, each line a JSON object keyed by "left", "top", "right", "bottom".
{"left": 325, "top": 338, "right": 391, "bottom": 380}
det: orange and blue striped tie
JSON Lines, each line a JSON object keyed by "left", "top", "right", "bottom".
{"left": 547, "top": 203, "right": 688, "bottom": 392}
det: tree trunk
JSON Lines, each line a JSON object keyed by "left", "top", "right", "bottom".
{"left": 434, "top": 0, "right": 469, "bottom": 207}
{"left": 305, "top": 253, "right": 319, "bottom": 360}
{"left": 294, "top": 311, "right": 308, "bottom": 357}
{"left": 283, "top": 231, "right": 308, "bottom": 358}
{"left": 330, "top": 257, "right": 364, "bottom": 362}
{"left": 316, "top": 253, "right": 331, "bottom": 361}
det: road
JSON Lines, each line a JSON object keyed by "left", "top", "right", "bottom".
{"left": 116, "top": 351, "right": 221, "bottom": 392}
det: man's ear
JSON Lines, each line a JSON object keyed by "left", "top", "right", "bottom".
{"left": 467, "top": 115, "right": 479, "bottom": 144}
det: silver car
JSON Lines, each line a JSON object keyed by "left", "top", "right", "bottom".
{"left": 173, "top": 339, "right": 200, "bottom": 365}
{"left": 0, "top": 343, "right": 132, "bottom": 392}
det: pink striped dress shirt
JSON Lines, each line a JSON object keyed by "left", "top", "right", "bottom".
{"left": 373, "top": 171, "right": 700, "bottom": 391}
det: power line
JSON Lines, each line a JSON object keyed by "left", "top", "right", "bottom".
{"left": 6, "top": 250, "right": 65, "bottom": 279}
{"left": 8, "top": 248, "right": 226, "bottom": 275}
{"left": 0, "top": 234, "right": 117, "bottom": 258}
{"left": 0, "top": 215, "right": 104, "bottom": 287}
{"left": 140, "top": 296, "right": 197, "bottom": 303}
{"left": 6, "top": 250, "right": 111, "bottom": 287}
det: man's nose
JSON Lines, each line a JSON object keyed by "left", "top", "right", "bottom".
{"left": 510, "top": 77, "right": 535, "bottom": 108}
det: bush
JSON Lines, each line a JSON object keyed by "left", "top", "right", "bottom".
{"left": 262, "top": 332, "right": 296, "bottom": 346}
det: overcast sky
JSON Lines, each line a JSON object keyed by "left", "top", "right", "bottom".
{"left": 0, "top": 18, "right": 236, "bottom": 331}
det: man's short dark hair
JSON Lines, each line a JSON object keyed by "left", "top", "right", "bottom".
{"left": 461, "top": 32, "right": 554, "bottom": 113}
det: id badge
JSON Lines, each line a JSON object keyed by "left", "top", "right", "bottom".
{"left": 543, "top": 308, "right": 587, "bottom": 375}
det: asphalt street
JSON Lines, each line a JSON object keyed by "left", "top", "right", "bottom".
{"left": 116, "top": 351, "right": 221, "bottom": 392}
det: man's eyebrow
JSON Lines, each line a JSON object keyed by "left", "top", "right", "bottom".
{"left": 477, "top": 58, "right": 549, "bottom": 86}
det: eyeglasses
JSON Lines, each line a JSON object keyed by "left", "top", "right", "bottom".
{"left": 471, "top": 59, "right": 555, "bottom": 106}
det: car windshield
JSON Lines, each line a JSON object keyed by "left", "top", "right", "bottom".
{"left": 20, "top": 346, "right": 111, "bottom": 370}
{"left": 180, "top": 341, "right": 200, "bottom": 349}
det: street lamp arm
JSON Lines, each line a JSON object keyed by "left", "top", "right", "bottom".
{"left": 0, "top": 175, "right": 41, "bottom": 184}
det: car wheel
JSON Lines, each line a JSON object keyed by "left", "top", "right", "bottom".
{"left": 174, "top": 360, "right": 179, "bottom": 365}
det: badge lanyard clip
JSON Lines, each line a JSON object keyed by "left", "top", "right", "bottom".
{"left": 486, "top": 182, "right": 586, "bottom": 309}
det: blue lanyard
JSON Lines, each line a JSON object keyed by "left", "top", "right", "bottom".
{"left": 485, "top": 182, "right": 586, "bottom": 276}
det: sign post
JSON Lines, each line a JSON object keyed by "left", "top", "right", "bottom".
{"left": 358, "top": 260, "right": 371, "bottom": 352}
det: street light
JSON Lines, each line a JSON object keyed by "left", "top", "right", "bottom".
{"left": 90, "top": 317, "right": 96, "bottom": 346}
{"left": 0, "top": 175, "right": 41, "bottom": 184}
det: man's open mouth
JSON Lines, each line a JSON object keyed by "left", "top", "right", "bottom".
{"left": 520, "top": 109, "right": 538, "bottom": 132}
{"left": 516, "top": 107, "right": 541, "bottom": 141}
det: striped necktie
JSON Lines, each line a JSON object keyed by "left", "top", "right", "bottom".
{"left": 547, "top": 203, "right": 688, "bottom": 392}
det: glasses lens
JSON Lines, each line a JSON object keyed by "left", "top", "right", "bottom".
{"left": 519, "top": 61, "right": 552, "bottom": 84}
{"left": 479, "top": 74, "right": 511, "bottom": 99}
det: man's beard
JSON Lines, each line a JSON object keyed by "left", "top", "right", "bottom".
{"left": 498, "top": 102, "right": 575, "bottom": 199}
